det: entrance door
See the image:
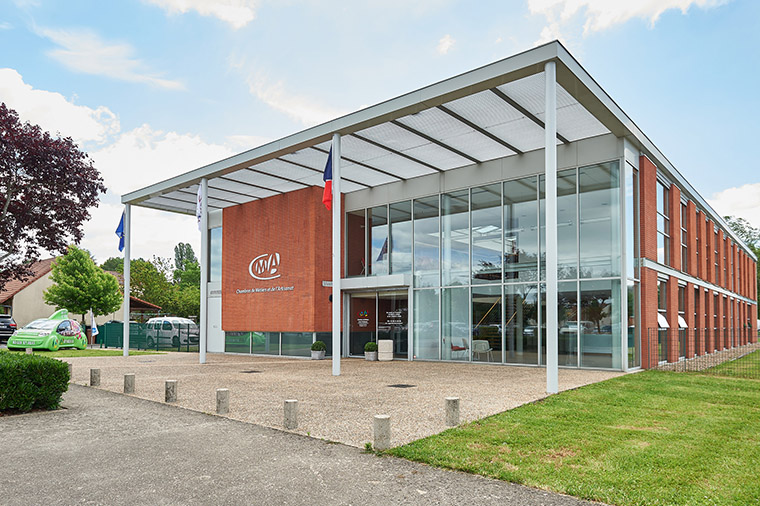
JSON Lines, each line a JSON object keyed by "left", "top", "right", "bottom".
{"left": 349, "top": 291, "right": 408, "bottom": 358}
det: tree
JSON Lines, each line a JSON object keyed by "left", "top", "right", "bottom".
{"left": 130, "top": 258, "right": 172, "bottom": 309}
{"left": 43, "top": 245, "right": 122, "bottom": 323}
{"left": 100, "top": 257, "right": 123, "bottom": 272}
{"left": 174, "top": 243, "right": 197, "bottom": 273}
{"left": 0, "top": 103, "right": 106, "bottom": 291}
{"left": 725, "top": 215, "right": 760, "bottom": 307}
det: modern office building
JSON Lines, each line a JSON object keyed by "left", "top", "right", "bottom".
{"left": 121, "top": 41, "right": 757, "bottom": 376}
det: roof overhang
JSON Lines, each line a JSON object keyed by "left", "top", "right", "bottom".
{"left": 121, "top": 40, "right": 756, "bottom": 260}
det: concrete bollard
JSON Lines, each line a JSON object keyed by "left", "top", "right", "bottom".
{"left": 216, "top": 388, "right": 230, "bottom": 415}
{"left": 90, "top": 368, "right": 101, "bottom": 387}
{"left": 374, "top": 414, "right": 391, "bottom": 450}
{"left": 124, "top": 374, "right": 135, "bottom": 394}
{"left": 25, "top": 348, "right": 32, "bottom": 355}
{"left": 445, "top": 397, "right": 460, "bottom": 426}
{"left": 284, "top": 399, "right": 298, "bottom": 429}
{"left": 165, "top": 380, "right": 177, "bottom": 403}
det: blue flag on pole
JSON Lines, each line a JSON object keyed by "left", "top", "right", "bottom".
{"left": 116, "top": 211, "right": 125, "bottom": 252}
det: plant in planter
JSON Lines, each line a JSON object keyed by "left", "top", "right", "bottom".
{"left": 364, "top": 341, "right": 378, "bottom": 361}
{"left": 311, "top": 340, "right": 326, "bottom": 360}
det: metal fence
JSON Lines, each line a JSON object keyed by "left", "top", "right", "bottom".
{"left": 98, "top": 322, "right": 199, "bottom": 352}
{"left": 647, "top": 328, "right": 760, "bottom": 379}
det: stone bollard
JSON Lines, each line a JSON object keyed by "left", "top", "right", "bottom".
{"left": 445, "top": 397, "right": 460, "bottom": 426}
{"left": 374, "top": 414, "right": 391, "bottom": 450}
{"left": 124, "top": 374, "right": 135, "bottom": 394}
{"left": 284, "top": 400, "right": 298, "bottom": 429}
{"left": 90, "top": 368, "right": 101, "bottom": 387}
{"left": 216, "top": 388, "right": 230, "bottom": 415}
{"left": 165, "top": 380, "right": 177, "bottom": 403}
{"left": 25, "top": 348, "right": 32, "bottom": 355}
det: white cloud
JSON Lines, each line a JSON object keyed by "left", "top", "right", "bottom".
{"left": 437, "top": 34, "right": 455, "bottom": 55}
{"left": 529, "top": 0, "right": 727, "bottom": 44}
{"left": 0, "top": 68, "right": 119, "bottom": 144}
{"left": 246, "top": 72, "right": 348, "bottom": 126}
{"left": 709, "top": 183, "right": 760, "bottom": 230}
{"left": 0, "top": 22, "right": 13, "bottom": 30}
{"left": 91, "top": 124, "right": 236, "bottom": 195}
{"left": 144, "top": 0, "right": 257, "bottom": 29}
{"left": 39, "top": 27, "right": 184, "bottom": 90}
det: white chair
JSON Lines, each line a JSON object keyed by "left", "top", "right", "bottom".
{"left": 472, "top": 340, "right": 493, "bottom": 362}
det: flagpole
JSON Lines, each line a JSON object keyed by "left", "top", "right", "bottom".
{"left": 331, "top": 133, "right": 341, "bottom": 377}
{"left": 199, "top": 178, "right": 208, "bottom": 364}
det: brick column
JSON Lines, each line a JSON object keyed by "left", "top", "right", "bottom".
{"left": 639, "top": 156, "right": 658, "bottom": 263}
{"left": 669, "top": 185, "right": 682, "bottom": 271}
{"left": 640, "top": 267, "right": 659, "bottom": 369}
{"left": 666, "top": 280, "right": 679, "bottom": 362}
{"left": 685, "top": 283, "right": 695, "bottom": 358}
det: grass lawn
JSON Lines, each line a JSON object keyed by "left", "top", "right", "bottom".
{"left": 702, "top": 349, "right": 760, "bottom": 379}
{"left": 389, "top": 371, "right": 760, "bottom": 506}
{"left": 5, "top": 349, "right": 163, "bottom": 358}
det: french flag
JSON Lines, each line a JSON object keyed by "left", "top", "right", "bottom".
{"left": 322, "top": 147, "right": 333, "bottom": 210}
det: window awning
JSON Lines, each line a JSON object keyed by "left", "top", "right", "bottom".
{"left": 119, "top": 41, "right": 757, "bottom": 261}
{"left": 677, "top": 315, "right": 688, "bottom": 329}
{"left": 657, "top": 313, "right": 670, "bottom": 329}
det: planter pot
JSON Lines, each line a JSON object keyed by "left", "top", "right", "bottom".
{"left": 311, "top": 350, "right": 326, "bottom": 360}
{"left": 378, "top": 340, "right": 394, "bottom": 362}
{"left": 365, "top": 351, "right": 378, "bottom": 361}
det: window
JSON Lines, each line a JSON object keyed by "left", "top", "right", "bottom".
{"left": 471, "top": 184, "right": 502, "bottom": 283}
{"left": 680, "top": 203, "right": 688, "bottom": 272}
{"left": 369, "top": 205, "right": 388, "bottom": 276}
{"left": 678, "top": 285, "right": 686, "bottom": 358}
{"left": 657, "top": 279, "right": 668, "bottom": 363}
{"left": 695, "top": 212, "right": 701, "bottom": 277}
{"left": 389, "top": 201, "right": 412, "bottom": 275}
{"left": 714, "top": 230, "right": 719, "bottom": 281}
{"left": 579, "top": 161, "right": 621, "bottom": 278}
{"left": 209, "top": 227, "right": 222, "bottom": 282}
{"left": 346, "top": 209, "right": 366, "bottom": 277}
{"left": 656, "top": 181, "right": 670, "bottom": 265}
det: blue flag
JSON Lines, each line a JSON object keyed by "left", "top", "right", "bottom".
{"left": 116, "top": 211, "right": 125, "bottom": 252}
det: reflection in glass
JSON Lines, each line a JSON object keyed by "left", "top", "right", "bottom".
{"left": 346, "top": 209, "right": 366, "bottom": 277}
{"left": 579, "top": 279, "right": 621, "bottom": 369}
{"left": 281, "top": 332, "right": 312, "bottom": 357}
{"left": 377, "top": 291, "right": 408, "bottom": 358}
{"left": 442, "top": 190, "right": 469, "bottom": 286}
{"left": 471, "top": 185, "right": 502, "bottom": 284}
{"left": 369, "top": 206, "right": 388, "bottom": 276}
{"left": 413, "top": 289, "right": 439, "bottom": 360}
{"left": 627, "top": 280, "right": 640, "bottom": 368}
{"left": 251, "top": 332, "right": 279, "bottom": 355}
{"left": 472, "top": 285, "right": 501, "bottom": 362}
{"left": 209, "top": 227, "right": 222, "bottom": 282}
{"left": 539, "top": 169, "right": 577, "bottom": 280}
{"left": 505, "top": 283, "right": 539, "bottom": 365}
{"left": 442, "top": 287, "right": 469, "bottom": 361}
{"left": 349, "top": 292, "right": 376, "bottom": 355}
{"left": 541, "top": 281, "right": 578, "bottom": 366}
{"left": 579, "top": 162, "right": 620, "bottom": 278}
{"left": 504, "top": 176, "right": 538, "bottom": 283}
{"left": 225, "top": 331, "right": 250, "bottom": 353}
{"left": 315, "top": 332, "right": 343, "bottom": 357}
{"left": 390, "top": 201, "right": 412, "bottom": 275}
{"left": 413, "top": 196, "right": 440, "bottom": 288}
{"left": 625, "top": 162, "right": 638, "bottom": 281}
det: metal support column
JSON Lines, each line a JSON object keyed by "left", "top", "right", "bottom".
{"left": 122, "top": 204, "right": 131, "bottom": 357}
{"left": 332, "top": 133, "right": 342, "bottom": 376}
{"left": 200, "top": 178, "right": 209, "bottom": 364}
{"left": 545, "top": 61, "right": 559, "bottom": 394}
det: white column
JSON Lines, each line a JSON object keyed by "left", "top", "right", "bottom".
{"left": 545, "top": 61, "right": 559, "bottom": 394}
{"left": 200, "top": 178, "right": 209, "bottom": 364}
{"left": 122, "top": 204, "right": 131, "bottom": 357}
{"left": 332, "top": 133, "right": 342, "bottom": 376}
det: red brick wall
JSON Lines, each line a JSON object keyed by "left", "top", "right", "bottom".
{"left": 639, "top": 156, "right": 658, "bottom": 263}
{"left": 640, "top": 267, "right": 659, "bottom": 368}
{"left": 669, "top": 185, "right": 682, "bottom": 271}
{"left": 221, "top": 186, "right": 342, "bottom": 333}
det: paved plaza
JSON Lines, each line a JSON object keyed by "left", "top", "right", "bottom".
{"left": 65, "top": 352, "right": 622, "bottom": 447}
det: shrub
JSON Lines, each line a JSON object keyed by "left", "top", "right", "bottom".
{"left": 0, "top": 351, "right": 70, "bottom": 412}
{"left": 311, "top": 340, "right": 326, "bottom": 352}
{"left": 364, "top": 341, "right": 378, "bottom": 352}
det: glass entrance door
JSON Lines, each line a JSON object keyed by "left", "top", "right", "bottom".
{"left": 349, "top": 291, "right": 408, "bottom": 358}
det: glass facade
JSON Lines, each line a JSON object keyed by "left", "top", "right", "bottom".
{"left": 209, "top": 227, "right": 222, "bottom": 282}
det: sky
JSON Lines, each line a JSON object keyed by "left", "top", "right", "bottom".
{"left": 1, "top": 0, "right": 759, "bottom": 264}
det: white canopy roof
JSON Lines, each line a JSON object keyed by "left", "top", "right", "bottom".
{"left": 121, "top": 40, "right": 756, "bottom": 260}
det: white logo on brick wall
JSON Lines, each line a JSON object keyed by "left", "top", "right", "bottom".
{"left": 249, "top": 253, "right": 281, "bottom": 281}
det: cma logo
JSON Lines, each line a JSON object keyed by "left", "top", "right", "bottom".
{"left": 249, "top": 253, "right": 282, "bottom": 281}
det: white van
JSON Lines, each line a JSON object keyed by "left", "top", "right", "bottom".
{"left": 145, "top": 317, "right": 199, "bottom": 348}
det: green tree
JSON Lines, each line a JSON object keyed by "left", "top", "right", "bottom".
{"left": 130, "top": 258, "right": 172, "bottom": 309}
{"left": 100, "top": 257, "right": 123, "bottom": 272}
{"left": 725, "top": 215, "right": 760, "bottom": 307}
{"left": 174, "top": 243, "right": 197, "bottom": 273}
{"left": 43, "top": 245, "right": 122, "bottom": 324}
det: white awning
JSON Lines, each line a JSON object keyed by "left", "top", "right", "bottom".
{"left": 657, "top": 313, "right": 670, "bottom": 329}
{"left": 677, "top": 315, "right": 688, "bottom": 329}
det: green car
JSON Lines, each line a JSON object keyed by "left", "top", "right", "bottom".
{"left": 7, "top": 309, "right": 87, "bottom": 351}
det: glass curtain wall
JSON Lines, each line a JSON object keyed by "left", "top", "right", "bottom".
{"left": 389, "top": 201, "right": 412, "bottom": 274}
{"left": 504, "top": 177, "right": 539, "bottom": 283}
{"left": 472, "top": 285, "right": 501, "bottom": 362}
{"left": 370, "top": 206, "right": 388, "bottom": 276}
{"left": 442, "top": 287, "right": 469, "bottom": 361}
{"left": 625, "top": 160, "right": 640, "bottom": 368}
{"left": 209, "top": 227, "right": 222, "bottom": 282}
{"left": 441, "top": 190, "right": 469, "bottom": 286}
{"left": 413, "top": 288, "right": 439, "bottom": 360}
{"left": 471, "top": 184, "right": 502, "bottom": 283}
{"left": 413, "top": 196, "right": 440, "bottom": 288}
{"left": 505, "top": 283, "right": 539, "bottom": 364}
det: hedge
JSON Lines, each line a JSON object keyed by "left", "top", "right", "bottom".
{"left": 0, "top": 351, "right": 70, "bottom": 412}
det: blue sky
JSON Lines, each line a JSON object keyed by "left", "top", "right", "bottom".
{"left": 1, "top": 0, "right": 758, "bottom": 263}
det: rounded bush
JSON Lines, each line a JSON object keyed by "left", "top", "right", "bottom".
{"left": 364, "top": 341, "right": 378, "bottom": 352}
{"left": 0, "top": 351, "right": 69, "bottom": 412}
{"left": 311, "top": 340, "right": 327, "bottom": 352}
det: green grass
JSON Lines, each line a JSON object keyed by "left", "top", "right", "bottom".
{"left": 702, "top": 349, "right": 760, "bottom": 379}
{"left": 6, "top": 349, "right": 163, "bottom": 358}
{"left": 388, "top": 371, "right": 760, "bottom": 506}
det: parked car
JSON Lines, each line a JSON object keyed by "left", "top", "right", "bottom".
{"left": 7, "top": 309, "right": 87, "bottom": 351}
{"left": 0, "top": 312, "right": 17, "bottom": 344}
{"left": 145, "top": 317, "right": 199, "bottom": 348}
